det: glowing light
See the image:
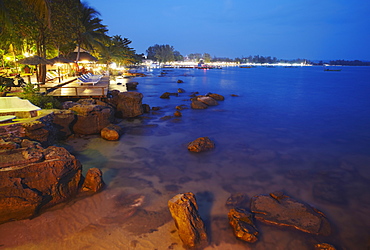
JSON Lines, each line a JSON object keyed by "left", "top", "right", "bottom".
{"left": 23, "top": 52, "right": 33, "bottom": 57}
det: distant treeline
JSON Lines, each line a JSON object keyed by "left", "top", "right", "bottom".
{"left": 328, "top": 60, "right": 370, "bottom": 66}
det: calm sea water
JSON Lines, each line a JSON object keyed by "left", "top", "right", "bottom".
{"left": 94, "top": 66, "right": 369, "bottom": 249}
{"left": 6, "top": 66, "right": 367, "bottom": 249}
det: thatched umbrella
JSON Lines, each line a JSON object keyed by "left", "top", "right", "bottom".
{"left": 18, "top": 56, "right": 52, "bottom": 83}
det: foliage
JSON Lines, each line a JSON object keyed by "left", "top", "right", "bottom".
{"left": 146, "top": 44, "right": 183, "bottom": 63}
{"left": 75, "top": 2, "right": 108, "bottom": 62}
{"left": 18, "top": 82, "right": 60, "bottom": 109}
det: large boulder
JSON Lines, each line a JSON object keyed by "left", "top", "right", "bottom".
{"left": 188, "top": 137, "right": 215, "bottom": 152}
{"left": 168, "top": 192, "right": 208, "bottom": 249}
{"left": 0, "top": 144, "right": 83, "bottom": 224}
{"left": 109, "top": 91, "right": 144, "bottom": 118}
{"left": 69, "top": 100, "right": 114, "bottom": 135}
{"left": 250, "top": 192, "right": 331, "bottom": 236}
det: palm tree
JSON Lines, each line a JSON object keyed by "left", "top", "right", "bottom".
{"left": 75, "top": 2, "right": 108, "bottom": 63}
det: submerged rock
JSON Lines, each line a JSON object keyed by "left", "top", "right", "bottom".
{"left": 187, "top": 137, "right": 215, "bottom": 152}
{"left": 251, "top": 192, "right": 331, "bottom": 236}
{"left": 168, "top": 192, "right": 208, "bottom": 249}
{"left": 228, "top": 207, "right": 259, "bottom": 243}
{"left": 177, "top": 79, "right": 184, "bottom": 83}
{"left": 225, "top": 193, "right": 249, "bottom": 209}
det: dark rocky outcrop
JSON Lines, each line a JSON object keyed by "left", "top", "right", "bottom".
{"left": 228, "top": 208, "right": 259, "bottom": 243}
{"left": 160, "top": 92, "right": 170, "bottom": 99}
{"left": 177, "top": 79, "right": 184, "bottom": 83}
{"left": 126, "top": 81, "right": 139, "bottom": 90}
{"left": 0, "top": 143, "right": 83, "bottom": 224}
{"left": 197, "top": 97, "right": 218, "bottom": 106}
{"left": 178, "top": 88, "right": 186, "bottom": 93}
{"left": 207, "top": 93, "right": 225, "bottom": 101}
{"left": 176, "top": 105, "right": 187, "bottom": 110}
{"left": 191, "top": 100, "right": 208, "bottom": 109}
{"left": 174, "top": 111, "right": 182, "bottom": 117}
{"left": 100, "top": 124, "right": 122, "bottom": 141}
{"left": 81, "top": 168, "right": 104, "bottom": 193}
{"left": 109, "top": 91, "right": 144, "bottom": 118}
{"left": 168, "top": 192, "right": 208, "bottom": 249}
{"left": 142, "top": 104, "right": 151, "bottom": 113}
{"left": 251, "top": 192, "right": 331, "bottom": 236}
{"left": 187, "top": 137, "right": 215, "bottom": 152}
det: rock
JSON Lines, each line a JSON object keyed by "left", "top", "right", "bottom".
{"left": 81, "top": 168, "right": 104, "bottom": 193}
{"left": 228, "top": 208, "right": 259, "bottom": 243}
{"left": 160, "top": 92, "right": 171, "bottom": 99}
{"left": 177, "top": 79, "right": 184, "bottom": 83}
{"left": 250, "top": 192, "right": 331, "bottom": 236}
{"left": 174, "top": 111, "right": 182, "bottom": 117}
{"left": 69, "top": 103, "right": 114, "bottom": 135}
{"left": 152, "top": 106, "right": 161, "bottom": 111}
{"left": 53, "top": 110, "right": 75, "bottom": 139}
{"left": 142, "top": 104, "right": 150, "bottom": 113}
{"left": 207, "top": 93, "right": 225, "bottom": 101}
{"left": 0, "top": 145, "right": 82, "bottom": 224}
{"left": 191, "top": 100, "right": 208, "bottom": 109}
{"left": 176, "top": 105, "right": 187, "bottom": 110}
{"left": 231, "top": 94, "right": 239, "bottom": 97}
{"left": 314, "top": 243, "right": 337, "bottom": 250}
{"left": 0, "top": 139, "right": 19, "bottom": 150}
{"left": 189, "top": 91, "right": 199, "bottom": 97}
{"left": 225, "top": 193, "right": 249, "bottom": 209}
{"left": 178, "top": 88, "right": 186, "bottom": 93}
{"left": 126, "top": 81, "right": 139, "bottom": 90}
{"left": 168, "top": 192, "right": 208, "bottom": 249}
{"left": 109, "top": 91, "right": 144, "bottom": 118}
{"left": 100, "top": 124, "right": 122, "bottom": 141}
{"left": 197, "top": 96, "right": 218, "bottom": 106}
{"left": 188, "top": 137, "right": 215, "bottom": 152}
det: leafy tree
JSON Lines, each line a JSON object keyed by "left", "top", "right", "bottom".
{"left": 146, "top": 44, "right": 182, "bottom": 63}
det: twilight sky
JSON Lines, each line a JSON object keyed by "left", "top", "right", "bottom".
{"left": 85, "top": 0, "right": 370, "bottom": 60}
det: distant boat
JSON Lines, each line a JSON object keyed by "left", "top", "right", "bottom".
{"left": 324, "top": 68, "right": 342, "bottom": 71}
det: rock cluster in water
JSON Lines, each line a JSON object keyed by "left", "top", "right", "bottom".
{"left": 168, "top": 191, "right": 336, "bottom": 249}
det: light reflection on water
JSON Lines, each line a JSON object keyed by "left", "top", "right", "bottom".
{"left": 2, "top": 66, "right": 370, "bottom": 249}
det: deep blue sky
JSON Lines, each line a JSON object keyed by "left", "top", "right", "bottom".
{"left": 86, "top": 0, "right": 370, "bottom": 60}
